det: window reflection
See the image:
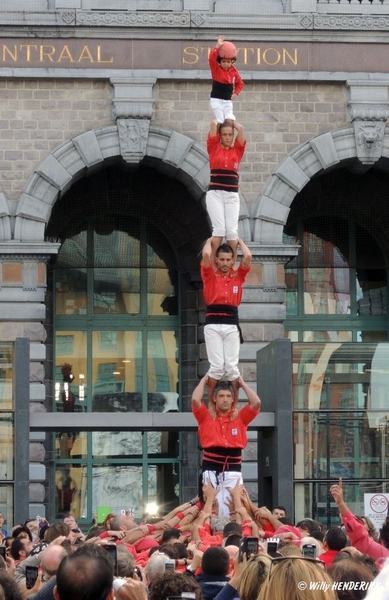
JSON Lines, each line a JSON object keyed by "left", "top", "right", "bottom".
{"left": 0, "top": 415, "right": 13, "bottom": 480}
{"left": 91, "top": 431, "right": 179, "bottom": 459}
{"left": 56, "top": 465, "right": 86, "bottom": 519}
{"left": 293, "top": 343, "right": 389, "bottom": 524}
{"left": 295, "top": 480, "right": 389, "bottom": 527}
{"left": 0, "top": 343, "right": 13, "bottom": 410}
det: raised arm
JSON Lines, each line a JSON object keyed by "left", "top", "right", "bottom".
{"left": 233, "top": 121, "right": 245, "bottom": 145}
{"left": 191, "top": 375, "right": 208, "bottom": 410}
{"left": 239, "top": 377, "right": 260, "bottom": 411}
{"left": 201, "top": 237, "right": 213, "bottom": 268}
{"left": 209, "top": 119, "right": 219, "bottom": 137}
{"left": 237, "top": 238, "right": 251, "bottom": 268}
{"left": 330, "top": 478, "right": 348, "bottom": 516}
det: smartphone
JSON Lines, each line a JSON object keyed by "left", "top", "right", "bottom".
{"left": 239, "top": 536, "right": 259, "bottom": 562}
{"left": 165, "top": 559, "right": 176, "bottom": 571}
{"left": 302, "top": 543, "right": 317, "bottom": 559}
{"left": 0, "top": 546, "right": 6, "bottom": 560}
{"left": 104, "top": 544, "right": 118, "bottom": 576}
{"left": 26, "top": 566, "right": 39, "bottom": 590}
{"left": 266, "top": 538, "right": 280, "bottom": 558}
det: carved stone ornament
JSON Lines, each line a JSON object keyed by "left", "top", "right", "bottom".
{"left": 299, "top": 14, "right": 314, "bottom": 29}
{"left": 77, "top": 11, "right": 190, "bottom": 27}
{"left": 353, "top": 121, "right": 385, "bottom": 165}
{"left": 191, "top": 12, "right": 207, "bottom": 27}
{"left": 117, "top": 119, "right": 149, "bottom": 163}
{"left": 61, "top": 11, "right": 76, "bottom": 25}
{"left": 315, "top": 15, "right": 389, "bottom": 30}
{"left": 347, "top": 81, "right": 389, "bottom": 166}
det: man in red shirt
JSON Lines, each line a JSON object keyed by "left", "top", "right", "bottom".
{"left": 191, "top": 374, "right": 260, "bottom": 517}
{"left": 201, "top": 237, "right": 251, "bottom": 402}
{"left": 206, "top": 119, "right": 246, "bottom": 260}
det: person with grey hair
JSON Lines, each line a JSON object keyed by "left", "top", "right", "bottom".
{"left": 145, "top": 552, "right": 170, "bottom": 585}
{"left": 116, "top": 545, "right": 135, "bottom": 578}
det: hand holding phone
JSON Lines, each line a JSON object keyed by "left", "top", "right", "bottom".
{"left": 266, "top": 537, "right": 280, "bottom": 558}
{"left": 302, "top": 543, "right": 317, "bottom": 559}
{"left": 26, "top": 566, "right": 39, "bottom": 589}
{"left": 239, "top": 536, "right": 259, "bottom": 562}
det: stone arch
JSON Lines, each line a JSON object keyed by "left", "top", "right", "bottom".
{"left": 13, "top": 125, "right": 251, "bottom": 243}
{"left": 252, "top": 126, "right": 389, "bottom": 243}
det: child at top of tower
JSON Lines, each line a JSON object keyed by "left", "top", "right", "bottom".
{"left": 209, "top": 35, "right": 244, "bottom": 124}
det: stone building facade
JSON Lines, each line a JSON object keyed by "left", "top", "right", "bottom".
{"left": 0, "top": 0, "right": 388, "bottom": 525}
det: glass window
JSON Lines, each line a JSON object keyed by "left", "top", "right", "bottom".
{"left": 0, "top": 343, "right": 13, "bottom": 410}
{"left": 53, "top": 221, "right": 180, "bottom": 522}
{"left": 292, "top": 342, "right": 389, "bottom": 528}
{"left": 284, "top": 217, "right": 388, "bottom": 333}
{"left": 294, "top": 480, "right": 389, "bottom": 528}
{"left": 0, "top": 415, "right": 13, "bottom": 481}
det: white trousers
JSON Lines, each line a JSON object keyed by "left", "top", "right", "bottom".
{"left": 210, "top": 98, "right": 235, "bottom": 123}
{"left": 206, "top": 189, "right": 240, "bottom": 240}
{"left": 204, "top": 323, "right": 240, "bottom": 381}
{"left": 202, "top": 470, "right": 243, "bottom": 517}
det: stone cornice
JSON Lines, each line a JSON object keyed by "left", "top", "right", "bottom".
{"left": 2, "top": 10, "right": 389, "bottom": 36}
{"left": 246, "top": 244, "right": 300, "bottom": 263}
{"left": 0, "top": 242, "right": 60, "bottom": 259}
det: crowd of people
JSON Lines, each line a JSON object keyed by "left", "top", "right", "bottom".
{"left": 0, "top": 479, "right": 388, "bottom": 600}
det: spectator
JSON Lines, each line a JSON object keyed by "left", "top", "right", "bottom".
{"left": 0, "top": 514, "right": 8, "bottom": 537}
{"left": 10, "top": 538, "right": 33, "bottom": 566}
{"left": 148, "top": 571, "right": 202, "bottom": 600}
{"left": 272, "top": 507, "right": 287, "bottom": 521}
{"left": 296, "top": 519, "right": 322, "bottom": 537}
{"left": 0, "top": 571, "right": 22, "bottom": 600}
{"left": 319, "top": 527, "right": 347, "bottom": 567}
{"left": 328, "top": 556, "right": 374, "bottom": 600}
{"left": 53, "top": 544, "right": 113, "bottom": 600}
{"left": 357, "top": 517, "right": 379, "bottom": 543}
{"left": 145, "top": 552, "right": 170, "bottom": 585}
{"left": 236, "top": 553, "right": 272, "bottom": 600}
{"left": 195, "top": 547, "right": 230, "bottom": 600}
{"left": 116, "top": 545, "right": 135, "bottom": 578}
{"left": 330, "top": 479, "right": 389, "bottom": 566}
{"left": 11, "top": 528, "right": 32, "bottom": 543}
{"left": 257, "top": 556, "right": 337, "bottom": 600}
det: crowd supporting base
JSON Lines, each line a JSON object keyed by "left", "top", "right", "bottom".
{"left": 0, "top": 479, "right": 389, "bottom": 600}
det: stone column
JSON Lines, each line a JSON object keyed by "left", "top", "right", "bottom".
{"left": 0, "top": 242, "right": 60, "bottom": 517}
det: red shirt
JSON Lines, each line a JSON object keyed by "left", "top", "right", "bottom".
{"left": 208, "top": 47, "right": 244, "bottom": 95}
{"left": 201, "top": 262, "right": 251, "bottom": 307}
{"left": 192, "top": 402, "right": 259, "bottom": 449}
{"left": 207, "top": 133, "right": 246, "bottom": 173}
{"left": 318, "top": 549, "right": 339, "bottom": 567}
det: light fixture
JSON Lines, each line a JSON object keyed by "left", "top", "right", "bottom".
{"left": 145, "top": 502, "right": 158, "bottom": 516}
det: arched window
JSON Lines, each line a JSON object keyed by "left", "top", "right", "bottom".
{"left": 284, "top": 215, "right": 389, "bottom": 342}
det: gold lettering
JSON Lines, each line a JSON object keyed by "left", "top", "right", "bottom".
{"left": 97, "top": 45, "right": 113, "bottom": 64}
{"left": 19, "top": 45, "right": 38, "bottom": 62}
{"left": 2, "top": 44, "right": 17, "bottom": 62}
{"left": 200, "top": 46, "right": 212, "bottom": 59}
{"left": 183, "top": 46, "right": 199, "bottom": 65}
{"left": 262, "top": 48, "right": 281, "bottom": 66}
{"left": 57, "top": 45, "right": 75, "bottom": 63}
{"left": 77, "top": 45, "right": 94, "bottom": 63}
{"left": 240, "top": 47, "right": 254, "bottom": 65}
{"left": 40, "top": 45, "right": 55, "bottom": 62}
{"left": 283, "top": 48, "right": 298, "bottom": 66}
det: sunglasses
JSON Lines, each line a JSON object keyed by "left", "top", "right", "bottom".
{"left": 270, "top": 555, "right": 326, "bottom": 573}
{"left": 166, "top": 595, "right": 196, "bottom": 600}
